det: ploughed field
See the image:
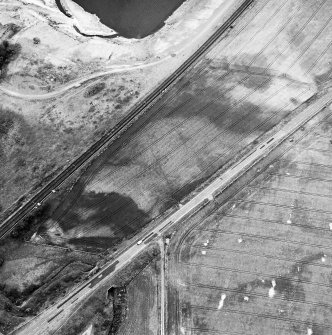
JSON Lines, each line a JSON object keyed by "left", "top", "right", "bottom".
{"left": 117, "top": 261, "right": 159, "bottom": 335}
{"left": 39, "top": 0, "right": 332, "bottom": 251}
{"left": 168, "top": 110, "right": 332, "bottom": 334}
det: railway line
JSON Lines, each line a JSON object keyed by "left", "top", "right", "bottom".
{"left": 0, "top": 0, "right": 255, "bottom": 238}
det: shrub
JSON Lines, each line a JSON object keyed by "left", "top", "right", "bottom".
{"left": 84, "top": 83, "right": 106, "bottom": 98}
{"left": 33, "top": 37, "right": 40, "bottom": 45}
{"left": 10, "top": 203, "right": 50, "bottom": 240}
{"left": 0, "top": 40, "right": 21, "bottom": 77}
{"left": 0, "top": 108, "right": 14, "bottom": 138}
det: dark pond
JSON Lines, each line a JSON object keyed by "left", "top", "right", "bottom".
{"left": 72, "top": 0, "right": 186, "bottom": 38}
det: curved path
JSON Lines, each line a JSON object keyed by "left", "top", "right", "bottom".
{"left": 0, "top": 58, "right": 170, "bottom": 100}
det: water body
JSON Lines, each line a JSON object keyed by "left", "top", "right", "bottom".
{"left": 72, "top": 0, "right": 186, "bottom": 38}
{"left": 55, "top": 0, "right": 71, "bottom": 17}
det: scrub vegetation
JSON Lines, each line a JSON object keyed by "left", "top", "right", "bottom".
{"left": 0, "top": 75, "right": 141, "bottom": 219}
{"left": 0, "top": 40, "right": 20, "bottom": 78}
{"left": 0, "top": 238, "right": 99, "bottom": 334}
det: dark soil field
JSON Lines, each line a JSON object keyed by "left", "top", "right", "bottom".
{"left": 167, "top": 107, "right": 332, "bottom": 334}
{"left": 35, "top": 0, "right": 332, "bottom": 252}
{"left": 117, "top": 260, "right": 159, "bottom": 335}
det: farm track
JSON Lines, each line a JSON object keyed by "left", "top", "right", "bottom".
{"left": 205, "top": 213, "right": 332, "bottom": 235}
{"left": 0, "top": 0, "right": 255, "bottom": 237}
{"left": 184, "top": 282, "right": 332, "bottom": 309}
{"left": 264, "top": 173, "right": 332, "bottom": 184}
{"left": 230, "top": 198, "right": 332, "bottom": 215}
{"left": 0, "top": 58, "right": 174, "bottom": 100}
{"left": 246, "top": 184, "right": 332, "bottom": 199}
{"left": 180, "top": 258, "right": 332, "bottom": 292}
{"left": 195, "top": 226, "right": 332, "bottom": 251}
{"left": 190, "top": 304, "right": 332, "bottom": 329}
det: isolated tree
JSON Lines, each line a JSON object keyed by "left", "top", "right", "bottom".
{"left": 0, "top": 40, "right": 21, "bottom": 76}
{"left": 33, "top": 37, "right": 40, "bottom": 45}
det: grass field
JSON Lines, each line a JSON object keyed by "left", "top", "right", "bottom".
{"left": 36, "top": 0, "right": 332, "bottom": 251}
{"left": 167, "top": 107, "right": 332, "bottom": 334}
{"left": 0, "top": 240, "right": 98, "bottom": 334}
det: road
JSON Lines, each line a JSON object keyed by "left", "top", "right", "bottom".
{"left": 12, "top": 89, "right": 332, "bottom": 335}
{"left": 0, "top": 0, "right": 254, "bottom": 240}
{"left": 159, "top": 239, "right": 166, "bottom": 335}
